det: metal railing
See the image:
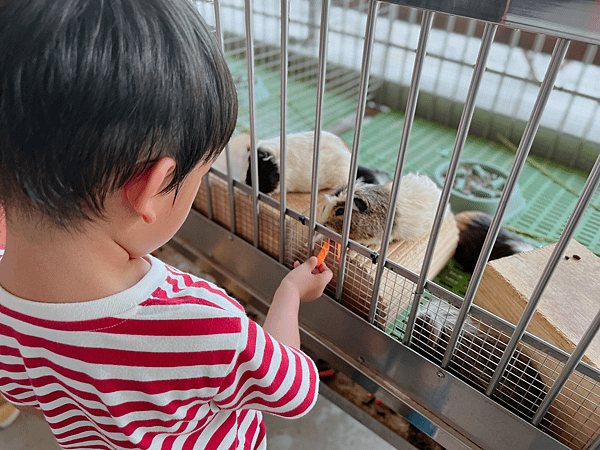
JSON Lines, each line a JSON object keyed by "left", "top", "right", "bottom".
{"left": 186, "top": 1, "right": 600, "bottom": 449}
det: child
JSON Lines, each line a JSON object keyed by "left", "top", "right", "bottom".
{"left": 0, "top": 1, "right": 332, "bottom": 449}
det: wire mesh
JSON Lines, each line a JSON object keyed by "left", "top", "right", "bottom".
{"left": 190, "top": 1, "right": 600, "bottom": 448}
{"left": 192, "top": 173, "right": 600, "bottom": 448}
{"left": 540, "top": 366, "right": 600, "bottom": 449}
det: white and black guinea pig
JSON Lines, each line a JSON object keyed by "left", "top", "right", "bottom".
{"left": 244, "top": 130, "right": 391, "bottom": 194}
{"left": 319, "top": 173, "right": 448, "bottom": 246}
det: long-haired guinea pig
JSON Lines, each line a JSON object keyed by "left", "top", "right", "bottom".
{"left": 319, "top": 173, "right": 447, "bottom": 246}
{"left": 453, "top": 210, "right": 535, "bottom": 272}
{"left": 243, "top": 130, "right": 391, "bottom": 194}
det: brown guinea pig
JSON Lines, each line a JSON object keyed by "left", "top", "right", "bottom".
{"left": 319, "top": 173, "right": 448, "bottom": 247}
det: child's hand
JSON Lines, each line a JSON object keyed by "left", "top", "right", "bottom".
{"left": 284, "top": 256, "right": 333, "bottom": 303}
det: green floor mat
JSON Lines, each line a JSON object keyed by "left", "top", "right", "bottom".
{"left": 229, "top": 56, "right": 359, "bottom": 140}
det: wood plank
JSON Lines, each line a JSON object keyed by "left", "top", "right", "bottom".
{"left": 474, "top": 239, "right": 600, "bottom": 369}
{"left": 474, "top": 240, "right": 600, "bottom": 450}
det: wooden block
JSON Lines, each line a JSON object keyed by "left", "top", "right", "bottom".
{"left": 474, "top": 239, "right": 600, "bottom": 369}
{"left": 474, "top": 240, "right": 600, "bottom": 449}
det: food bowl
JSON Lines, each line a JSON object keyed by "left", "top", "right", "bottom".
{"left": 434, "top": 160, "right": 526, "bottom": 221}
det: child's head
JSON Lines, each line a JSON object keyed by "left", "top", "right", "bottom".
{"left": 0, "top": 0, "right": 238, "bottom": 229}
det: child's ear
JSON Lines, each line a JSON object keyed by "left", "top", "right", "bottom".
{"left": 124, "top": 157, "right": 176, "bottom": 224}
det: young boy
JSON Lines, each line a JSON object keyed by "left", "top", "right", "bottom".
{"left": 0, "top": 1, "right": 332, "bottom": 449}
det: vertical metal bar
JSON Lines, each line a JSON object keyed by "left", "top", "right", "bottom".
{"left": 244, "top": 0, "right": 260, "bottom": 247}
{"left": 214, "top": 0, "right": 237, "bottom": 234}
{"left": 507, "top": 34, "right": 546, "bottom": 142}
{"left": 367, "top": 10, "right": 434, "bottom": 324}
{"left": 483, "top": 28, "right": 521, "bottom": 139}
{"left": 279, "top": 0, "right": 289, "bottom": 264}
{"left": 333, "top": 0, "right": 380, "bottom": 300}
{"left": 428, "top": 15, "right": 456, "bottom": 121}
{"left": 307, "top": 0, "right": 331, "bottom": 260}
{"left": 402, "top": 23, "right": 496, "bottom": 343}
{"left": 486, "top": 39, "right": 572, "bottom": 397}
{"left": 379, "top": 4, "right": 398, "bottom": 79}
{"left": 575, "top": 100, "right": 600, "bottom": 166}
{"left": 548, "top": 44, "right": 597, "bottom": 163}
{"left": 447, "top": 18, "right": 477, "bottom": 126}
{"left": 531, "top": 228, "right": 600, "bottom": 425}
{"left": 203, "top": 171, "right": 214, "bottom": 220}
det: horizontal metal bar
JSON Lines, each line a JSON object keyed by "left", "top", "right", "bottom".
{"left": 386, "top": 0, "right": 600, "bottom": 45}
{"left": 175, "top": 210, "right": 570, "bottom": 450}
{"left": 381, "top": 0, "right": 508, "bottom": 24}
{"left": 203, "top": 167, "right": 600, "bottom": 385}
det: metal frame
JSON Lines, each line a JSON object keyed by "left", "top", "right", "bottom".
{"left": 175, "top": 211, "right": 571, "bottom": 450}
{"left": 184, "top": 1, "right": 600, "bottom": 448}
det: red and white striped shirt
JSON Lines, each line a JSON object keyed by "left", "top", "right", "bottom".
{"left": 0, "top": 249, "right": 318, "bottom": 449}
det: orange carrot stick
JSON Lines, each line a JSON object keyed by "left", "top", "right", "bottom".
{"left": 316, "top": 240, "right": 330, "bottom": 267}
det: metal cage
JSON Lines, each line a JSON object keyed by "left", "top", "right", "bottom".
{"left": 176, "top": 1, "right": 600, "bottom": 449}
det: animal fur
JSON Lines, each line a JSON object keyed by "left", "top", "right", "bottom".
{"left": 413, "top": 299, "right": 545, "bottom": 420}
{"left": 319, "top": 173, "right": 448, "bottom": 246}
{"left": 453, "top": 211, "right": 535, "bottom": 272}
{"left": 244, "top": 130, "right": 391, "bottom": 194}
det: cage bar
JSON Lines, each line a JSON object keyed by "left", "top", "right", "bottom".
{"left": 278, "top": 0, "right": 289, "bottom": 263}
{"left": 307, "top": 0, "right": 331, "bottom": 260}
{"left": 417, "top": 21, "right": 499, "bottom": 368}
{"left": 369, "top": 10, "right": 434, "bottom": 325}
{"left": 334, "top": 0, "right": 380, "bottom": 301}
{"left": 212, "top": 0, "right": 237, "bottom": 234}
{"left": 244, "top": 0, "right": 260, "bottom": 247}
{"left": 532, "top": 255, "right": 600, "bottom": 425}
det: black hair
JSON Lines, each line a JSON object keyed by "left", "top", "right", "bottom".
{"left": 0, "top": 0, "right": 238, "bottom": 227}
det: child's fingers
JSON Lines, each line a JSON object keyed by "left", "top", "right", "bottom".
{"left": 312, "top": 261, "right": 329, "bottom": 274}
{"left": 304, "top": 256, "right": 319, "bottom": 270}
{"left": 294, "top": 261, "right": 301, "bottom": 268}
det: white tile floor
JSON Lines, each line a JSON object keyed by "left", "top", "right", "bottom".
{"left": 0, "top": 394, "right": 398, "bottom": 450}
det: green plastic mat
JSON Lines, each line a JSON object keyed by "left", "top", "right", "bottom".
{"left": 228, "top": 56, "right": 358, "bottom": 140}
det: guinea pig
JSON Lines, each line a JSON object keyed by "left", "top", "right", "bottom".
{"left": 453, "top": 211, "right": 535, "bottom": 272}
{"left": 243, "top": 130, "right": 391, "bottom": 194}
{"left": 319, "top": 173, "right": 447, "bottom": 246}
{"left": 413, "top": 298, "right": 545, "bottom": 420}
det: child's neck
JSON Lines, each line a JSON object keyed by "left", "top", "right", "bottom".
{"left": 0, "top": 220, "right": 150, "bottom": 304}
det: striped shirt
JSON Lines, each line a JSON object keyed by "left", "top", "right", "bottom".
{"left": 0, "top": 250, "right": 318, "bottom": 449}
